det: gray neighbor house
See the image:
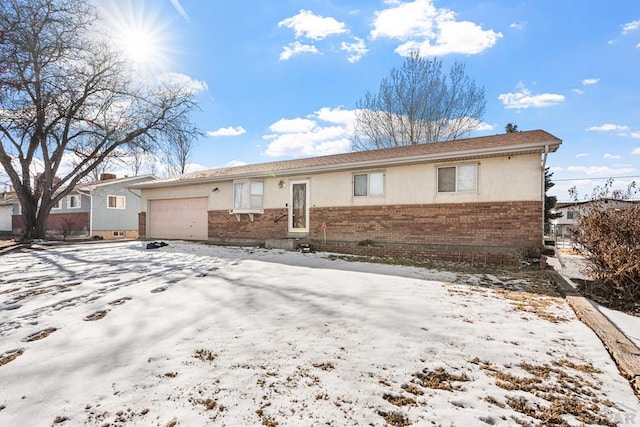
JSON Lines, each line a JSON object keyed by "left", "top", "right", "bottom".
{"left": 9, "top": 174, "right": 156, "bottom": 239}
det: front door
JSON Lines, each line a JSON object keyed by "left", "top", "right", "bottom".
{"left": 289, "top": 180, "right": 309, "bottom": 233}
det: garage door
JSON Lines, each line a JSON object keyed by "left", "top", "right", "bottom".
{"left": 148, "top": 197, "right": 208, "bottom": 240}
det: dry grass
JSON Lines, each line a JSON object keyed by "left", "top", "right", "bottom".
{"left": 312, "top": 362, "right": 334, "bottom": 371}
{"left": 83, "top": 310, "right": 107, "bottom": 321}
{"left": 412, "top": 367, "right": 470, "bottom": 391}
{"left": 400, "top": 383, "right": 424, "bottom": 395}
{"left": 378, "top": 410, "right": 411, "bottom": 426}
{"left": 22, "top": 327, "right": 57, "bottom": 342}
{"left": 480, "top": 357, "right": 617, "bottom": 426}
{"left": 383, "top": 393, "right": 417, "bottom": 407}
{"left": 194, "top": 349, "right": 216, "bottom": 362}
{"left": 494, "top": 290, "right": 568, "bottom": 323}
{"left": 0, "top": 348, "right": 24, "bottom": 367}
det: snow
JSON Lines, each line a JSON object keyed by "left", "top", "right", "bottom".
{"left": 1, "top": 241, "right": 639, "bottom": 426}
{"left": 547, "top": 252, "right": 640, "bottom": 350}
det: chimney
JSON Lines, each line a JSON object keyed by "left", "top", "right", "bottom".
{"left": 100, "top": 173, "right": 117, "bottom": 181}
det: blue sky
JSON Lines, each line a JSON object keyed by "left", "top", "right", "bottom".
{"left": 101, "top": 0, "right": 640, "bottom": 200}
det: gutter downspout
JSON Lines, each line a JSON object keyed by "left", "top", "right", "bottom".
{"left": 541, "top": 145, "right": 549, "bottom": 246}
{"left": 76, "top": 188, "right": 93, "bottom": 237}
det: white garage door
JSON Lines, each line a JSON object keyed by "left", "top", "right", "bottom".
{"left": 148, "top": 197, "right": 208, "bottom": 240}
{"left": 0, "top": 206, "right": 12, "bottom": 231}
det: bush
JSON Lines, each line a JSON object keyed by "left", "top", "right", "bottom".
{"left": 571, "top": 181, "right": 640, "bottom": 302}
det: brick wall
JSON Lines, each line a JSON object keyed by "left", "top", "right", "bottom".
{"left": 309, "top": 201, "right": 541, "bottom": 248}
{"left": 202, "top": 201, "right": 541, "bottom": 264}
{"left": 13, "top": 212, "right": 90, "bottom": 236}
{"left": 138, "top": 212, "right": 146, "bottom": 239}
{"left": 207, "top": 208, "right": 289, "bottom": 244}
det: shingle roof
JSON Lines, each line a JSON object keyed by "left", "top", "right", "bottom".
{"left": 79, "top": 174, "right": 157, "bottom": 191}
{"left": 134, "top": 129, "right": 561, "bottom": 188}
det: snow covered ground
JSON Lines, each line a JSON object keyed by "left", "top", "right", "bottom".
{"left": 0, "top": 241, "right": 638, "bottom": 426}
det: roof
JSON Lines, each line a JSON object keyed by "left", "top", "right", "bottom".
{"left": 79, "top": 174, "right": 157, "bottom": 191}
{"left": 554, "top": 199, "right": 639, "bottom": 209}
{"left": 133, "top": 129, "right": 562, "bottom": 189}
{"left": 0, "top": 192, "right": 18, "bottom": 207}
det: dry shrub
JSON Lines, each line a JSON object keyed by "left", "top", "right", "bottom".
{"left": 572, "top": 181, "right": 640, "bottom": 303}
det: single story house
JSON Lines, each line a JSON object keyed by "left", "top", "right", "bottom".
{"left": 10, "top": 174, "right": 156, "bottom": 239}
{"left": 133, "top": 130, "right": 561, "bottom": 264}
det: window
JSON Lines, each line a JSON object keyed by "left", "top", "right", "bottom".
{"left": 437, "top": 164, "right": 477, "bottom": 193}
{"left": 52, "top": 199, "right": 61, "bottom": 210}
{"left": 113, "top": 230, "right": 125, "bottom": 237}
{"left": 353, "top": 172, "right": 384, "bottom": 197}
{"left": 107, "top": 195, "right": 126, "bottom": 209}
{"left": 67, "top": 194, "right": 81, "bottom": 209}
{"left": 233, "top": 180, "right": 263, "bottom": 212}
{"left": 566, "top": 210, "right": 576, "bottom": 220}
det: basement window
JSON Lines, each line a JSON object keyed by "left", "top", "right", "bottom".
{"left": 437, "top": 164, "right": 478, "bottom": 193}
{"left": 233, "top": 180, "right": 264, "bottom": 213}
{"left": 353, "top": 172, "right": 384, "bottom": 197}
{"left": 113, "top": 230, "right": 125, "bottom": 237}
{"left": 107, "top": 195, "right": 126, "bottom": 209}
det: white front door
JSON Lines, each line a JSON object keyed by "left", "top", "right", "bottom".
{"left": 288, "top": 180, "right": 309, "bottom": 233}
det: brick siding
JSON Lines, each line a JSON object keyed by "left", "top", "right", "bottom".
{"left": 138, "top": 212, "right": 146, "bottom": 239}
{"left": 201, "top": 201, "right": 541, "bottom": 265}
{"left": 13, "top": 212, "right": 89, "bottom": 233}
{"left": 207, "top": 208, "right": 289, "bottom": 245}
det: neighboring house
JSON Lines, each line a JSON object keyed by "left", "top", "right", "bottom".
{"left": 551, "top": 199, "right": 638, "bottom": 237}
{"left": 78, "top": 174, "right": 157, "bottom": 239}
{"left": 12, "top": 188, "right": 91, "bottom": 237}
{"left": 10, "top": 174, "right": 157, "bottom": 239}
{"left": 133, "top": 130, "right": 561, "bottom": 265}
{"left": 0, "top": 191, "right": 17, "bottom": 232}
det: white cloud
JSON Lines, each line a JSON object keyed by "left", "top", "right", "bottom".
{"left": 586, "top": 123, "right": 629, "bottom": 132}
{"left": 156, "top": 72, "right": 208, "bottom": 94}
{"left": 632, "top": 147, "right": 640, "bottom": 155}
{"left": 631, "top": 132, "right": 640, "bottom": 139}
{"left": 370, "top": 0, "right": 502, "bottom": 56}
{"left": 279, "top": 41, "right": 320, "bottom": 60}
{"left": 341, "top": 37, "right": 368, "bottom": 63}
{"left": 575, "top": 152, "right": 590, "bottom": 158}
{"left": 269, "top": 117, "right": 317, "bottom": 134}
{"left": 637, "top": 42, "right": 640, "bottom": 48}
{"left": 498, "top": 83, "right": 564, "bottom": 109}
{"left": 278, "top": 10, "right": 347, "bottom": 40}
{"left": 509, "top": 22, "right": 525, "bottom": 30}
{"left": 263, "top": 107, "right": 356, "bottom": 157}
{"left": 206, "top": 126, "right": 246, "bottom": 137}
{"left": 567, "top": 165, "right": 636, "bottom": 176}
{"left": 581, "top": 78, "right": 600, "bottom": 86}
{"left": 603, "top": 153, "right": 621, "bottom": 159}
{"left": 622, "top": 19, "right": 640, "bottom": 34}
{"left": 571, "top": 88, "right": 585, "bottom": 95}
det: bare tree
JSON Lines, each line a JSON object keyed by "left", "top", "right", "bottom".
{"left": 0, "top": 0, "right": 199, "bottom": 240}
{"left": 165, "top": 132, "right": 197, "bottom": 176}
{"left": 352, "top": 53, "right": 486, "bottom": 150}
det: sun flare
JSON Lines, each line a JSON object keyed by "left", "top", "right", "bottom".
{"left": 101, "top": 1, "right": 173, "bottom": 74}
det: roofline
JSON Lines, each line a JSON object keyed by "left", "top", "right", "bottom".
{"left": 80, "top": 174, "right": 158, "bottom": 190}
{"left": 133, "top": 139, "right": 560, "bottom": 189}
